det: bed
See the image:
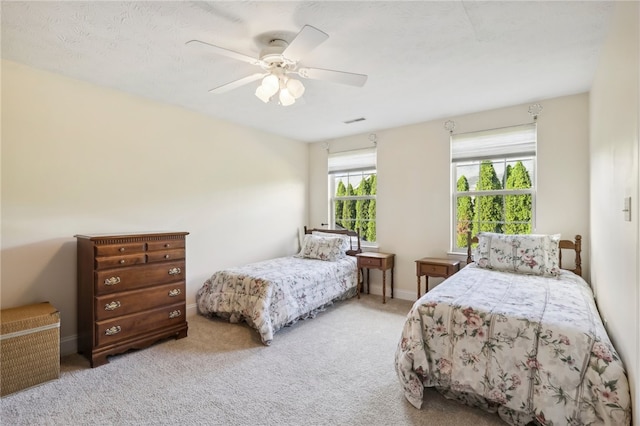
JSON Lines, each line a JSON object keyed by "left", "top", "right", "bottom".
{"left": 395, "top": 232, "right": 631, "bottom": 425}
{"left": 196, "top": 227, "right": 361, "bottom": 345}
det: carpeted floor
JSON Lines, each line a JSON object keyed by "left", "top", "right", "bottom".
{"left": 1, "top": 294, "right": 506, "bottom": 425}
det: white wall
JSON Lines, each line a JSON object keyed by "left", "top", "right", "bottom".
{"left": 310, "top": 93, "right": 590, "bottom": 300}
{"left": 1, "top": 60, "right": 309, "bottom": 354}
{"left": 590, "top": 2, "right": 639, "bottom": 422}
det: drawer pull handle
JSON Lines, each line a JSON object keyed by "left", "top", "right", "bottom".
{"left": 164, "top": 254, "right": 170, "bottom": 259}
{"left": 168, "top": 267, "right": 181, "bottom": 275}
{"left": 104, "top": 301, "right": 121, "bottom": 311}
{"left": 165, "top": 243, "right": 170, "bottom": 248}
{"left": 105, "top": 326, "right": 121, "bottom": 336}
{"left": 168, "top": 289, "right": 181, "bottom": 297}
{"left": 104, "top": 276, "right": 121, "bottom": 286}
{"left": 119, "top": 247, "right": 125, "bottom": 252}
{"left": 169, "top": 310, "right": 181, "bottom": 319}
{"left": 119, "top": 259, "right": 126, "bottom": 264}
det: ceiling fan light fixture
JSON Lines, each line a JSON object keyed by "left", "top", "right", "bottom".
{"left": 278, "top": 88, "right": 296, "bottom": 106}
{"left": 261, "top": 74, "right": 280, "bottom": 96}
{"left": 254, "top": 72, "right": 303, "bottom": 106}
{"left": 286, "top": 78, "right": 305, "bottom": 99}
{"left": 255, "top": 85, "right": 272, "bottom": 103}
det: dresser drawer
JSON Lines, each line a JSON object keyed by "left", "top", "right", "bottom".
{"left": 359, "top": 256, "right": 382, "bottom": 268}
{"left": 94, "top": 261, "right": 185, "bottom": 295}
{"left": 95, "top": 242, "right": 146, "bottom": 257}
{"left": 95, "top": 253, "right": 146, "bottom": 270}
{"left": 147, "top": 240, "right": 185, "bottom": 251}
{"left": 95, "top": 282, "right": 186, "bottom": 321}
{"left": 146, "top": 248, "right": 185, "bottom": 263}
{"left": 419, "top": 263, "right": 449, "bottom": 276}
{"left": 95, "top": 302, "right": 186, "bottom": 347}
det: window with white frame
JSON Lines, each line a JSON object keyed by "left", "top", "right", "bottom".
{"left": 328, "top": 148, "right": 377, "bottom": 243}
{"left": 451, "top": 123, "right": 537, "bottom": 252}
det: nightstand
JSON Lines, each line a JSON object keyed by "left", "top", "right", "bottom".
{"left": 415, "top": 257, "right": 460, "bottom": 299}
{"left": 356, "top": 252, "right": 395, "bottom": 303}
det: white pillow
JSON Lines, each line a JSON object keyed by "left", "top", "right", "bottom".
{"left": 296, "top": 234, "right": 345, "bottom": 261}
{"left": 475, "top": 232, "right": 561, "bottom": 277}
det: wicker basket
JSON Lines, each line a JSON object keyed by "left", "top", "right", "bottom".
{"left": 1, "top": 302, "right": 60, "bottom": 396}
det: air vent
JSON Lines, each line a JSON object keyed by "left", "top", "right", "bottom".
{"left": 343, "top": 117, "right": 366, "bottom": 124}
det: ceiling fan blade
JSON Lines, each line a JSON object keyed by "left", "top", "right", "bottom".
{"left": 282, "top": 25, "right": 329, "bottom": 62}
{"left": 209, "top": 73, "right": 266, "bottom": 94}
{"left": 297, "top": 67, "right": 368, "bottom": 87}
{"left": 186, "top": 40, "right": 261, "bottom": 66}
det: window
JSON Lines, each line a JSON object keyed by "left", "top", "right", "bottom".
{"left": 328, "top": 148, "right": 377, "bottom": 243}
{"left": 451, "top": 123, "right": 536, "bottom": 252}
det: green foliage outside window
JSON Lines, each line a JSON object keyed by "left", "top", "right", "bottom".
{"left": 341, "top": 183, "right": 357, "bottom": 231}
{"left": 366, "top": 175, "right": 377, "bottom": 242}
{"left": 504, "top": 161, "right": 532, "bottom": 234}
{"left": 335, "top": 181, "right": 346, "bottom": 228}
{"left": 355, "top": 177, "right": 372, "bottom": 240}
{"left": 457, "top": 160, "right": 533, "bottom": 247}
{"left": 473, "top": 161, "right": 504, "bottom": 235}
{"left": 335, "top": 174, "right": 376, "bottom": 242}
{"left": 456, "top": 175, "right": 474, "bottom": 248}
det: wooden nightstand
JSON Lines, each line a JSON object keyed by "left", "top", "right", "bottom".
{"left": 356, "top": 252, "right": 395, "bottom": 303}
{"left": 415, "top": 257, "right": 460, "bottom": 299}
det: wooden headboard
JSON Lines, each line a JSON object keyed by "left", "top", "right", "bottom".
{"left": 303, "top": 226, "right": 362, "bottom": 255}
{"left": 465, "top": 233, "right": 582, "bottom": 277}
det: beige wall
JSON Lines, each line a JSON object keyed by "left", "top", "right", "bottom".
{"left": 310, "top": 93, "right": 590, "bottom": 300}
{"left": 1, "top": 60, "right": 309, "bottom": 354}
{"left": 590, "top": 1, "right": 639, "bottom": 422}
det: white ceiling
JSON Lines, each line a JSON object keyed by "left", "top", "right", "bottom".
{"left": 1, "top": 1, "right": 614, "bottom": 142}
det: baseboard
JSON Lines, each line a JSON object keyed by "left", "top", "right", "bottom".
{"left": 186, "top": 303, "right": 198, "bottom": 317}
{"left": 60, "top": 334, "right": 77, "bottom": 357}
{"left": 361, "top": 285, "right": 415, "bottom": 302}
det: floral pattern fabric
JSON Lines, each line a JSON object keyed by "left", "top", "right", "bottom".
{"left": 196, "top": 255, "right": 358, "bottom": 345}
{"left": 395, "top": 264, "right": 631, "bottom": 425}
{"left": 311, "top": 231, "right": 352, "bottom": 253}
{"left": 296, "top": 234, "right": 346, "bottom": 261}
{"left": 476, "top": 233, "right": 561, "bottom": 277}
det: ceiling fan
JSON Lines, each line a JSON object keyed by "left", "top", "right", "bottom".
{"left": 186, "top": 25, "right": 368, "bottom": 106}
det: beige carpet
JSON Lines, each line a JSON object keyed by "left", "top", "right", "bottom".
{"left": 1, "top": 295, "right": 505, "bottom": 425}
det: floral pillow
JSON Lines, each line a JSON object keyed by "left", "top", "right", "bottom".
{"left": 311, "top": 231, "right": 351, "bottom": 253}
{"left": 475, "top": 232, "right": 561, "bottom": 276}
{"left": 296, "top": 234, "right": 345, "bottom": 261}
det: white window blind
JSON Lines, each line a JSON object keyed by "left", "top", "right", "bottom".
{"left": 328, "top": 148, "right": 376, "bottom": 174}
{"left": 451, "top": 123, "right": 536, "bottom": 162}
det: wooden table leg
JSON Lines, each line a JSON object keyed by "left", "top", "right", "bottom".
{"left": 357, "top": 268, "right": 361, "bottom": 299}
{"left": 366, "top": 269, "right": 370, "bottom": 294}
{"left": 391, "top": 267, "right": 394, "bottom": 299}
{"left": 417, "top": 275, "right": 421, "bottom": 299}
{"left": 382, "top": 269, "right": 387, "bottom": 304}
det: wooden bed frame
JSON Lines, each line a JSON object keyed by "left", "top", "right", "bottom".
{"left": 303, "top": 226, "right": 362, "bottom": 256}
{"left": 466, "top": 232, "right": 582, "bottom": 277}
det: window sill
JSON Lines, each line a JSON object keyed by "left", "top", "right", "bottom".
{"left": 447, "top": 251, "right": 469, "bottom": 261}
{"left": 360, "top": 243, "right": 379, "bottom": 252}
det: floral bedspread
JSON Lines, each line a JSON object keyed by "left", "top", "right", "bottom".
{"left": 196, "top": 255, "right": 357, "bottom": 345}
{"left": 395, "top": 264, "right": 631, "bottom": 425}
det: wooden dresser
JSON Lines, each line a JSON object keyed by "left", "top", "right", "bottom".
{"left": 75, "top": 232, "right": 189, "bottom": 367}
